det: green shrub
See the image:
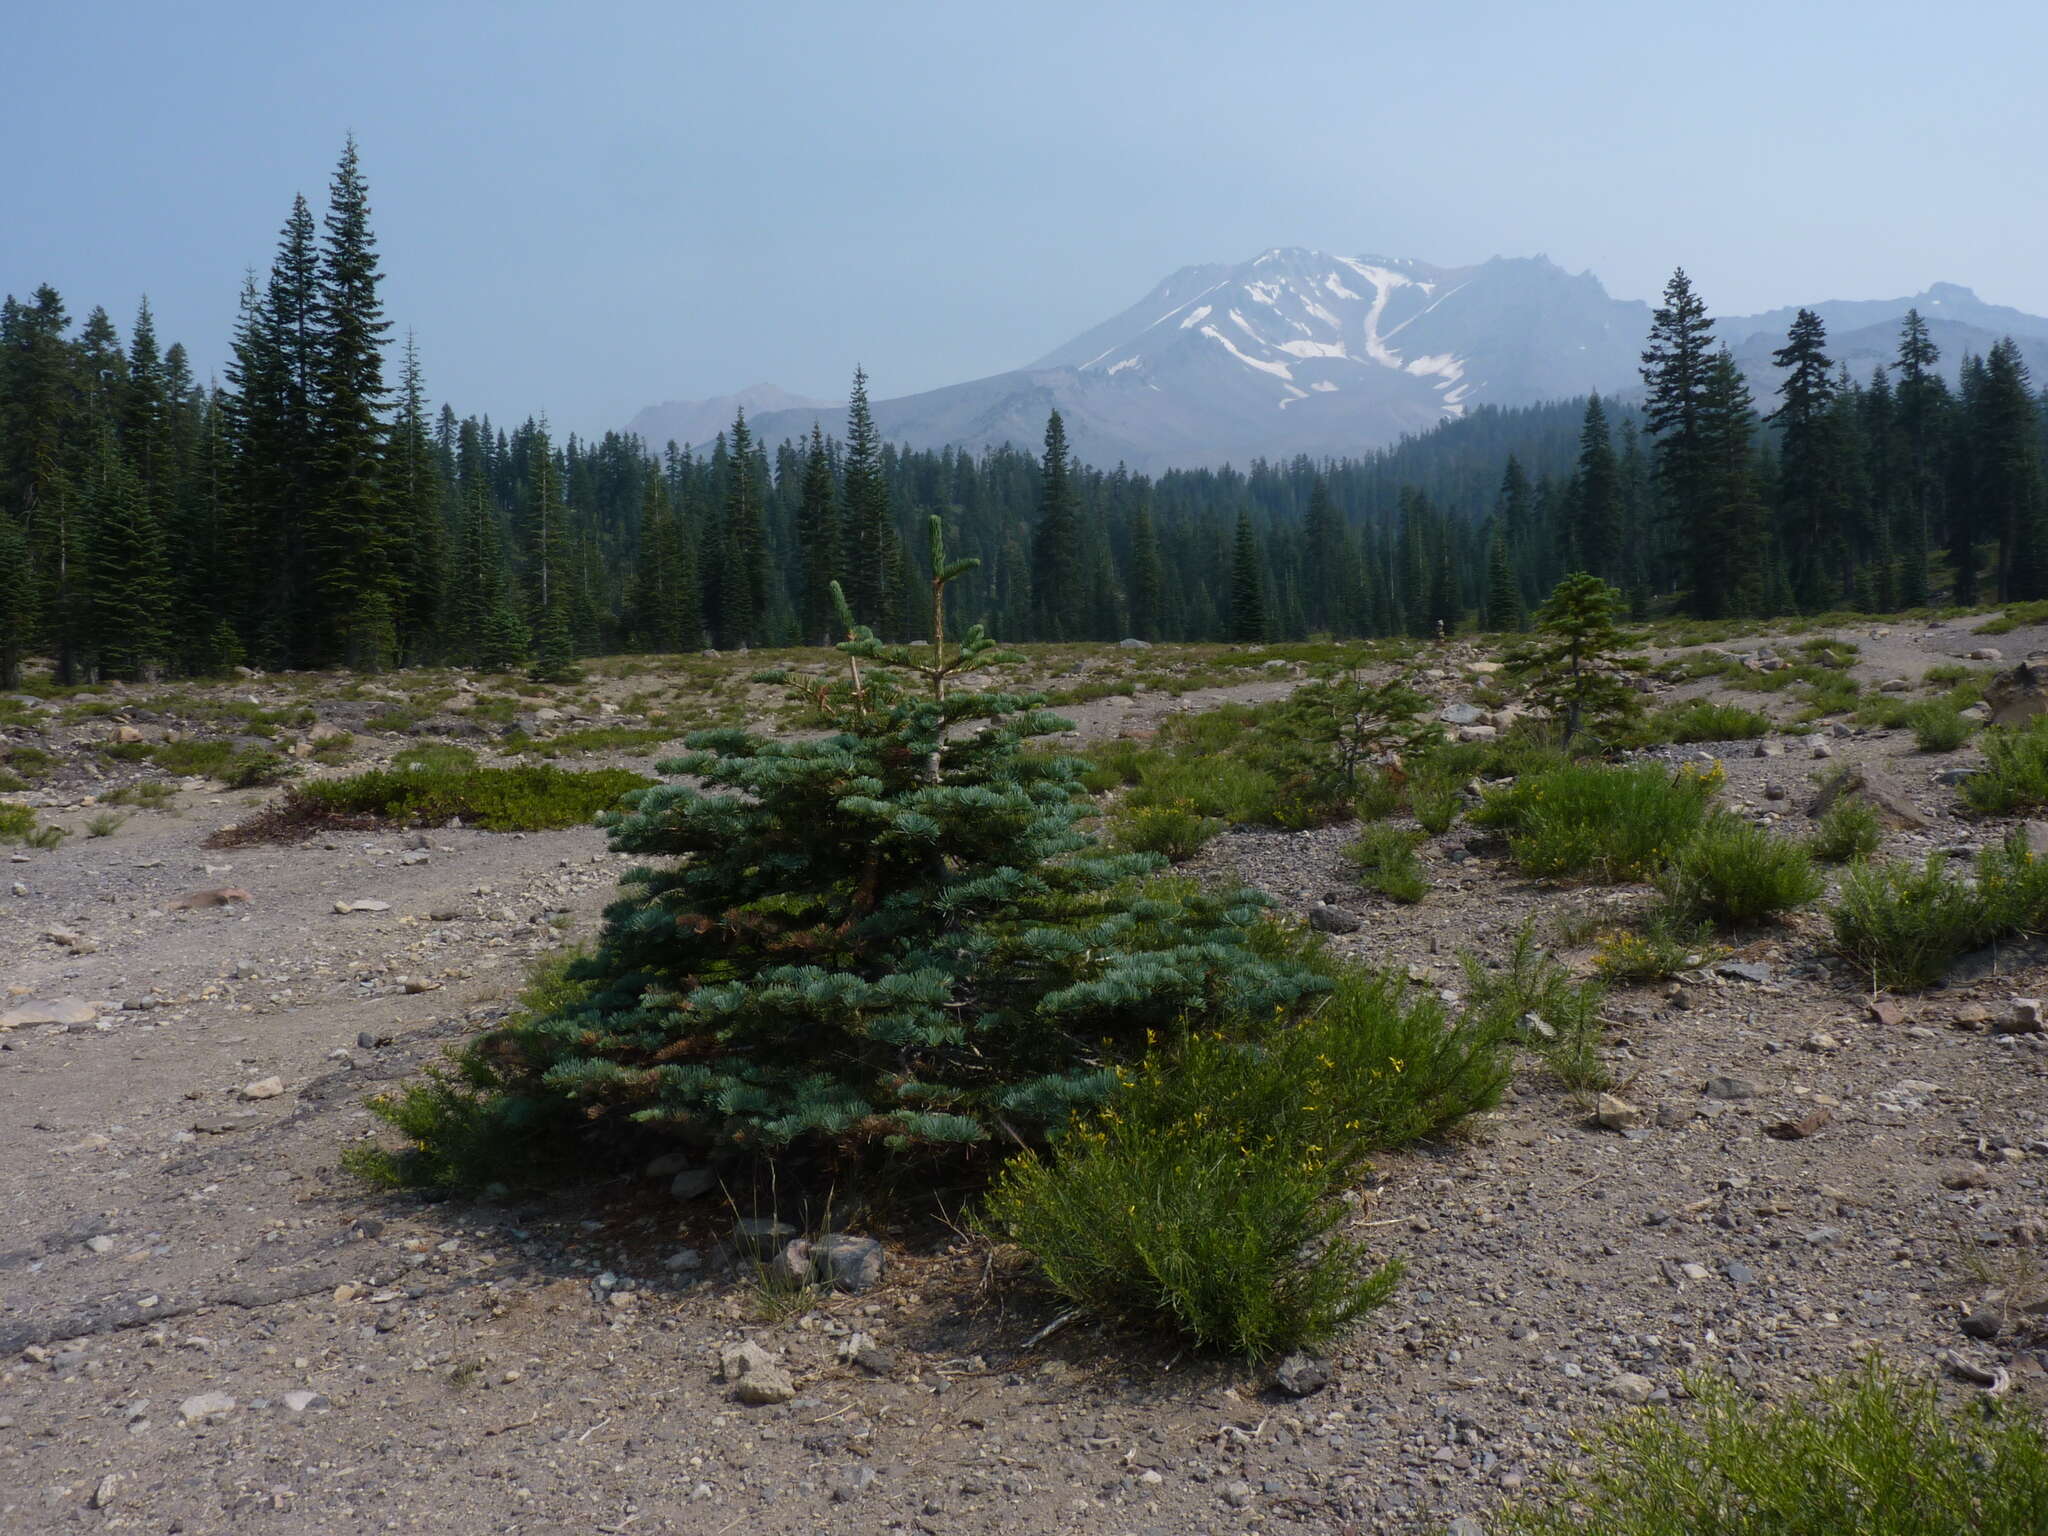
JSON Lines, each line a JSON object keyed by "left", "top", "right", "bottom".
{"left": 345, "top": 950, "right": 592, "bottom": 1190}
{"left": 83, "top": 810, "right": 128, "bottom": 838}
{"left": 220, "top": 748, "right": 295, "bottom": 789}
{"left": 1658, "top": 815, "right": 1822, "bottom": 927}
{"left": 357, "top": 525, "right": 1329, "bottom": 1172}
{"left": 1809, "top": 797, "right": 1882, "bottom": 863}
{"left": 1111, "top": 801, "right": 1219, "bottom": 862}
{"left": 1651, "top": 699, "right": 1772, "bottom": 743}
{"left": 1962, "top": 717, "right": 2048, "bottom": 813}
{"left": 1827, "top": 835, "right": 2048, "bottom": 990}
{"left": 153, "top": 740, "right": 233, "bottom": 777}
{"left": 1133, "top": 752, "right": 1284, "bottom": 824}
{"left": 519, "top": 725, "right": 675, "bottom": 758}
{"left": 982, "top": 966, "right": 1507, "bottom": 1355}
{"left": 392, "top": 742, "right": 480, "bottom": 774}
{"left": 110, "top": 780, "right": 175, "bottom": 809}
{"left": 1079, "top": 737, "right": 1152, "bottom": 792}
{"left": 1408, "top": 772, "right": 1463, "bottom": 835}
{"left": 1593, "top": 916, "right": 1716, "bottom": 984}
{"left": 1461, "top": 924, "right": 1608, "bottom": 1089}
{"left": 1907, "top": 701, "right": 1975, "bottom": 752}
{"left": 1345, "top": 824, "right": 1428, "bottom": 903}
{"left": 2, "top": 744, "right": 54, "bottom": 780}
{"left": 275, "top": 763, "right": 652, "bottom": 833}
{"left": 1352, "top": 766, "right": 1405, "bottom": 821}
{"left": 1473, "top": 761, "right": 1719, "bottom": 882}
{"left": 1495, "top": 1356, "right": 2048, "bottom": 1536}
{"left": 0, "top": 803, "right": 36, "bottom": 842}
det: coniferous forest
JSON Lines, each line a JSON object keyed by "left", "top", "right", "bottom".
{"left": 5, "top": 145, "right": 2047, "bottom": 690}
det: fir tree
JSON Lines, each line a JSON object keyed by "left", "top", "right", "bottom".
{"left": 795, "top": 424, "right": 840, "bottom": 643}
{"left": 1129, "top": 501, "right": 1164, "bottom": 640}
{"left": 1484, "top": 529, "right": 1522, "bottom": 632}
{"left": 1767, "top": 308, "right": 1842, "bottom": 609}
{"left": 840, "top": 367, "right": 889, "bottom": 627}
{"left": 716, "top": 407, "right": 768, "bottom": 645}
{"left": 0, "top": 510, "right": 32, "bottom": 688}
{"left": 1031, "top": 410, "right": 1084, "bottom": 638}
{"left": 388, "top": 333, "right": 448, "bottom": 661}
{"left": 1974, "top": 338, "right": 2044, "bottom": 600}
{"left": 309, "top": 137, "right": 395, "bottom": 666}
{"left": 1700, "top": 348, "right": 1768, "bottom": 618}
{"left": 83, "top": 433, "right": 170, "bottom": 680}
{"left": 1640, "top": 268, "right": 1719, "bottom": 610}
{"left": 423, "top": 518, "right": 1322, "bottom": 1167}
{"left": 1570, "top": 394, "right": 1623, "bottom": 583}
{"left": 1229, "top": 509, "right": 1267, "bottom": 642}
{"left": 1507, "top": 572, "right": 1643, "bottom": 748}
{"left": 1893, "top": 309, "right": 1947, "bottom": 605}
{"left": 1301, "top": 475, "right": 1347, "bottom": 633}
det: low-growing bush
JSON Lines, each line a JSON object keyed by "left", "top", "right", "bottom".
{"left": 1592, "top": 916, "right": 1716, "bottom": 984}
{"left": 1808, "top": 796, "right": 1882, "bottom": 863}
{"left": 1907, "top": 700, "right": 1975, "bottom": 752}
{"left": 1494, "top": 1355, "right": 2048, "bottom": 1536}
{"left": 1658, "top": 815, "right": 1822, "bottom": 928}
{"left": 982, "top": 965, "right": 1510, "bottom": 1356}
{"left": 1828, "top": 834, "right": 2048, "bottom": 990}
{"left": 1352, "top": 766, "right": 1405, "bottom": 821}
{"left": 105, "top": 780, "right": 176, "bottom": 810}
{"left": 1344, "top": 823, "right": 1428, "bottom": 903}
{"left": 1473, "top": 761, "right": 1719, "bottom": 883}
{"left": 220, "top": 748, "right": 295, "bottom": 788}
{"left": 1078, "top": 737, "right": 1152, "bottom": 792}
{"left": 392, "top": 742, "right": 480, "bottom": 774}
{"left": 1110, "top": 800, "right": 1219, "bottom": 862}
{"left": 0, "top": 803, "right": 36, "bottom": 842}
{"left": 1650, "top": 699, "right": 1772, "bottom": 744}
{"left": 218, "top": 762, "right": 654, "bottom": 840}
{"left": 345, "top": 949, "right": 592, "bottom": 1190}
{"left": 152, "top": 740, "right": 234, "bottom": 777}
{"left": 1461, "top": 924, "right": 1609, "bottom": 1088}
{"left": 83, "top": 810, "right": 128, "bottom": 838}
{"left": 2, "top": 744, "right": 55, "bottom": 780}
{"left": 1408, "top": 771, "right": 1463, "bottom": 835}
{"left": 1962, "top": 717, "right": 2048, "bottom": 813}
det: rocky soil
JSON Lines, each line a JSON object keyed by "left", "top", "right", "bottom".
{"left": 6, "top": 619, "right": 2048, "bottom": 1534}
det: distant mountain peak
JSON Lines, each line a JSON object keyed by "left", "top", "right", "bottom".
{"left": 634, "top": 252, "right": 2048, "bottom": 473}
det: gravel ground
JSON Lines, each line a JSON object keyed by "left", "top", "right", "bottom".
{"left": 6, "top": 624, "right": 2048, "bottom": 1534}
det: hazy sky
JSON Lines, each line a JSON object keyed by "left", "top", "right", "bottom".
{"left": 10, "top": 0, "right": 2046, "bottom": 438}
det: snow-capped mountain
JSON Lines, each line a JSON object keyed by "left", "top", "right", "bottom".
{"left": 654, "top": 252, "right": 2048, "bottom": 471}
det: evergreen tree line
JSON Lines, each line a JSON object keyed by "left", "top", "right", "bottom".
{"left": 5, "top": 148, "right": 2047, "bottom": 687}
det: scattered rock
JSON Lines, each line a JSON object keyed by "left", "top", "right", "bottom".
{"left": 1960, "top": 1308, "right": 2003, "bottom": 1341}
{"left": 813, "top": 1233, "right": 886, "bottom": 1293}
{"left": 167, "top": 886, "right": 252, "bottom": 910}
{"left": 1704, "top": 1074, "right": 1758, "bottom": 1100}
{"left": 241, "top": 1076, "right": 285, "bottom": 1100}
{"left": 0, "top": 997, "right": 97, "bottom": 1030}
{"left": 1273, "top": 1352, "right": 1331, "bottom": 1396}
{"left": 1765, "top": 1107, "right": 1833, "bottom": 1140}
{"left": 1942, "top": 1350, "right": 2008, "bottom": 1390}
{"left": 1593, "top": 1094, "right": 1642, "bottom": 1131}
{"left": 1605, "top": 1372, "right": 1656, "bottom": 1405}
{"left": 719, "top": 1340, "right": 797, "bottom": 1404}
{"left": 839, "top": 1331, "right": 894, "bottom": 1374}
{"left": 281, "top": 1390, "right": 330, "bottom": 1413}
{"left": 1999, "top": 998, "right": 2044, "bottom": 1035}
{"left": 669, "top": 1168, "right": 718, "bottom": 1201}
{"left": 1942, "top": 1163, "right": 1995, "bottom": 1190}
{"left": 84, "top": 1234, "right": 115, "bottom": 1254}
{"left": 1869, "top": 998, "right": 1907, "bottom": 1027}
{"left": 1805, "top": 764, "right": 1929, "bottom": 830}
{"left": 178, "top": 1392, "right": 237, "bottom": 1424}
{"left": 1308, "top": 903, "right": 1362, "bottom": 934}
{"left": 333, "top": 899, "right": 392, "bottom": 914}
{"left": 1117, "top": 638, "right": 1152, "bottom": 650}
{"left": 90, "top": 1473, "right": 120, "bottom": 1509}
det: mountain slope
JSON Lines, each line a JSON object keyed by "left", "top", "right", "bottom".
{"left": 666, "top": 255, "right": 2048, "bottom": 470}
